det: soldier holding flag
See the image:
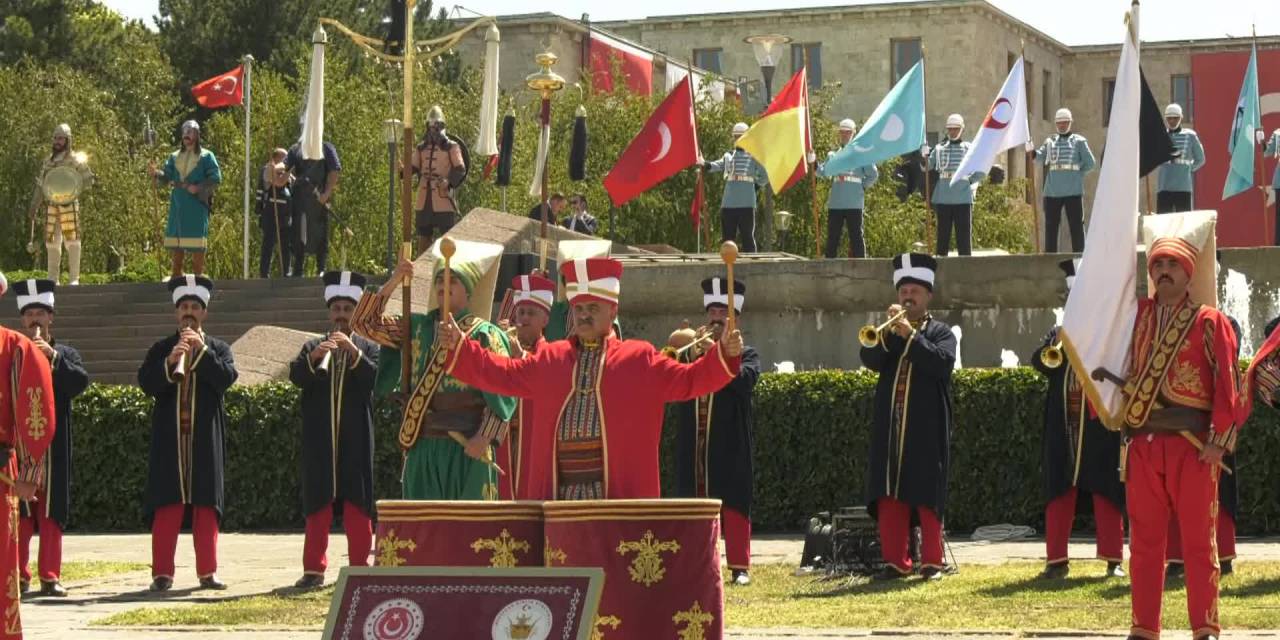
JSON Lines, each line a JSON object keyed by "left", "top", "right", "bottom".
{"left": 1154, "top": 104, "right": 1205, "bottom": 214}
{"left": 1032, "top": 109, "right": 1096, "bottom": 252}
{"left": 817, "top": 119, "right": 878, "bottom": 258}
{"left": 705, "top": 124, "right": 767, "bottom": 253}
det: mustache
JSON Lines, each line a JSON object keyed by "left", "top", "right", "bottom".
{"left": 1157, "top": 275, "right": 1173, "bottom": 284}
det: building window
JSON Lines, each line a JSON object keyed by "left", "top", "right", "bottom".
{"left": 692, "top": 48, "right": 722, "bottom": 74}
{"left": 1102, "top": 78, "right": 1116, "bottom": 127}
{"left": 1171, "top": 74, "right": 1193, "bottom": 122}
{"left": 891, "top": 38, "right": 922, "bottom": 86}
{"left": 790, "top": 43, "right": 822, "bottom": 88}
{"left": 1043, "top": 70, "right": 1052, "bottom": 121}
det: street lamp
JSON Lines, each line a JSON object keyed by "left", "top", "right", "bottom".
{"left": 382, "top": 118, "right": 402, "bottom": 270}
{"left": 774, "top": 209, "right": 794, "bottom": 252}
{"left": 744, "top": 34, "right": 791, "bottom": 104}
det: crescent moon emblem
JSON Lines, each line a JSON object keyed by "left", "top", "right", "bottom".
{"left": 213, "top": 76, "right": 238, "bottom": 95}
{"left": 651, "top": 123, "right": 672, "bottom": 163}
{"left": 983, "top": 98, "right": 1012, "bottom": 130}
{"left": 852, "top": 142, "right": 875, "bottom": 153}
{"left": 881, "top": 114, "right": 905, "bottom": 142}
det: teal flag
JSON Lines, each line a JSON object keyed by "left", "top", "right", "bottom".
{"left": 822, "top": 61, "right": 925, "bottom": 175}
{"left": 1223, "top": 44, "right": 1261, "bottom": 200}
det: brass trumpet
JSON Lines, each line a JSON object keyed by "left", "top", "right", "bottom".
{"left": 1041, "top": 341, "right": 1064, "bottom": 368}
{"left": 858, "top": 308, "right": 910, "bottom": 348}
{"left": 172, "top": 320, "right": 194, "bottom": 381}
{"left": 662, "top": 324, "right": 714, "bottom": 359}
{"left": 316, "top": 325, "right": 341, "bottom": 377}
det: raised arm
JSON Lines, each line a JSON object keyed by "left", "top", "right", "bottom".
{"left": 1030, "top": 326, "right": 1060, "bottom": 377}
{"left": 52, "top": 346, "right": 90, "bottom": 399}
{"left": 137, "top": 339, "right": 177, "bottom": 397}
{"left": 12, "top": 336, "right": 55, "bottom": 486}
{"left": 288, "top": 340, "right": 323, "bottom": 388}
{"left": 191, "top": 339, "right": 238, "bottom": 393}
{"left": 723, "top": 346, "right": 761, "bottom": 396}
{"left": 904, "top": 324, "right": 957, "bottom": 379}
{"left": 705, "top": 152, "right": 729, "bottom": 174}
{"left": 654, "top": 342, "right": 741, "bottom": 403}
{"left": 446, "top": 333, "right": 544, "bottom": 400}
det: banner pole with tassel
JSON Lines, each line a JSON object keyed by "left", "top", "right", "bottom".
{"left": 242, "top": 54, "right": 253, "bottom": 279}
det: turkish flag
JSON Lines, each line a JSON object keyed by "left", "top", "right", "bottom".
{"left": 191, "top": 65, "right": 244, "bottom": 109}
{"left": 590, "top": 33, "right": 653, "bottom": 96}
{"left": 603, "top": 76, "right": 700, "bottom": 207}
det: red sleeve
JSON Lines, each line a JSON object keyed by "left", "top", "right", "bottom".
{"left": 13, "top": 335, "right": 56, "bottom": 468}
{"left": 446, "top": 333, "right": 545, "bottom": 399}
{"left": 652, "top": 342, "right": 741, "bottom": 403}
{"left": 1206, "top": 312, "right": 1242, "bottom": 450}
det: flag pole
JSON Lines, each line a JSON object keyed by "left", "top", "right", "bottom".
{"left": 1021, "top": 42, "right": 1041, "bottom": 253}
{"left": 803, "top": 50, "right": 820, "bottom": 257}
{"left": 242, "top": 54, "right": 253, "bottom": 279}
{"left": 921, "top": 46, "right": 935, "bottom": 254}
{"left": 400, "top": 0, "right": 417, "bottom": 396}
{"left": 688, "top": 57, "right": 704, "bottom": 254}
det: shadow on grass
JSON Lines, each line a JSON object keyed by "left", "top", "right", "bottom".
{"left": 976, "top": 574, "right": 1127, "bottom": 598}
{"left": 1221, "top": 576, "right": 1280, "bottom": 599}
{"left": 792, "top": 574, "right": 931, "bottom": 599}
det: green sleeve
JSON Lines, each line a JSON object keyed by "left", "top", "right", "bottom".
{"left": 374, "top": 343, "right": 402, "bottom": 396}
{"left": 472, "top": 323, "right": 518, "bottom": 421}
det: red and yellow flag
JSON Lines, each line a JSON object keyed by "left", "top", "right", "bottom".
{"left": 735, "top": 68, "right": 809, "bottom": 194}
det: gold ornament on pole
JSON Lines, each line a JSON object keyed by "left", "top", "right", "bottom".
{"left": 527, "top": 50, "right": 565, "bottom": 272}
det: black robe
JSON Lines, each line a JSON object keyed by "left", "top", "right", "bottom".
{"left": 289, "top": 335, "right": 379, "bottom": 520}
{"left": 21, "top": 343, "right": 89, "bottom": 527}
{"left": 674, "top": 346, "right": 760, "bottom": 516}
{"left": 137, "top": 333, "right": 238, "bottom": 521}
{"left": 861, "top": 319, "right": 955, "bottom": 519}
{"left": 1030, "top": 327, "right": 1125, "bottom": 510}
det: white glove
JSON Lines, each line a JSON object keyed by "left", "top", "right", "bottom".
{"left": 806, "top": 151, "right": 816, "bottom": 164}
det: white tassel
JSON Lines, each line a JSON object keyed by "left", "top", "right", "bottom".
{"left": 474, "top": 25, "right": 501, "bottom": 157}
{"left": 300, "top": 26, "right": 327, "bottom": 160}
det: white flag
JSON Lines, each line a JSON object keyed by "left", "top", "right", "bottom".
{"left": 950, "top": 57, "right": 1030, "bottom": 185}
{"left": 1059, "top": 7, "right": 1143, "bottom": 428}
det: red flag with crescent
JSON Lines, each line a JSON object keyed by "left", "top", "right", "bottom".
{"left": 191, "top": 65, "right": 244, "bottom": 109}
{"left": 603, "top": 76, "right": 700, "bottom": 207}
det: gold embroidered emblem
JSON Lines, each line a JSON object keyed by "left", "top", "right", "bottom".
{"left": 471, "top": 528, "right": 531, "bottom": 568}
{"left": 544, "top": 536, "right": 567, "bottom": 565}
{"left": 24, "top": 387, "right": 47, "bottom": 441}
{"left": 376, "top": 528, "right": 417, "bottom": 566}
{"left": 672, "top": 601, "right": 713, "bottom": 640}
{"left": 1170, "top": 360, "right": 1206, "bottom": 397}
{"left": 4, "top": 573, "right": 19, "bottom": 635}
{"left": 591, "top": 614, "right": 621, "bottom": 640}
{"left": 616, "top": 530, "right": 680, "bottom": 587}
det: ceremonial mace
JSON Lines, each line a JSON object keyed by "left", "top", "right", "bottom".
{"left": 721, "top": 241, "right": 738, "bottom": 335}
{"left": 527, "top": 51, "right": 565, "bottom": 272}
{"left": 438, "top": 238, "right": 504, "bottom": 476}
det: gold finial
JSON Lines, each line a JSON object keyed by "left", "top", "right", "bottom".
{"left": 526, "top": 51, "right": 566, "bottom": 98}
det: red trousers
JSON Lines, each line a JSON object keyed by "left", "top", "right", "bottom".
{"left": 876, "top": 496, "right": 944, "bottom": 574}
{"left": 1044, "top": 487, "right": 1125, "bottom": 565}
{"left": 1166, "top": 510, "right": 1236, "bottom": 564}
{"left": 18, "top": 500, "right": 62, "bottom": 582}
{"left": 303, "top": 501, "right": 373, "bottom": 574}
{"left": 151, "top": 503, "right": 219, "bottom": 579}
{"left": 1126, "top": 433, "right": 1221, "bottom": 639}
{"left": 721, "top": 507, "right": 751, "bottom": 571}
{"left": 2, "top": 486, "right": 25, "bottom": 639}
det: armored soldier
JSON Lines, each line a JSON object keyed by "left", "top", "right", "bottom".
{"left": 929, "top": 114, "right": 983, "bottom": 256}
{"left": 412, "top": 105, "right": 468, "bottom": 252}
{"left": 1155, "top": 103, "right": 1205, "bottom": 214}
{"left": 1033, "top": 109, "right": 1096, "bottom": 252}
{"left": 30, "top": 124, "right": 94, "bottom": 285}
{"left": 706, "top": 123, "right": 767, "bottom": 253}
{"left": 285, "top": 138, "right": 341, "bottom": 277}
{"left": 817, "top": 119, "right": 879, "bottom": 258}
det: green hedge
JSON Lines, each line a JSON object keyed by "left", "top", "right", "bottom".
{"left": 71, "top": 369, "right": 1280, "bottom": 534}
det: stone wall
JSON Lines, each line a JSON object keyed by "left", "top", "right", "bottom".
{"left": 612, "top": 248, "right": 1280, "bottom": 372}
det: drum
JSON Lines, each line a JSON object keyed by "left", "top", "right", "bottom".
{"left": 375, "top": 500, "right": 544, "bottom": 569}
{"left": 42, "top": 165, "right": 83, "bottom": 206}
{"left": 542, "top": 499, "right": 724, "bottom": 640}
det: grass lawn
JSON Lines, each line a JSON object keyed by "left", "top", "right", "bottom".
{"left": 60, "top": 560, "right": 148, "bottom": 582}
{"left": 94, "top": 561, "right": 1280, "bottom": 631}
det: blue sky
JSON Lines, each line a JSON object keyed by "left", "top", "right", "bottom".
{"left": 102, "top": 0, "right": 1279, "bottom": 46}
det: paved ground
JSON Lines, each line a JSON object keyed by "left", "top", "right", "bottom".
{"left": 21, "top": 533, "right": 1280, "bottom": 639}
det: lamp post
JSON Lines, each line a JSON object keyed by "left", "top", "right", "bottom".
{"left": 382, "top": 118, "right": 402, "bottom": 271}
{"left": 526, "top": 50, "right": 566, "bottom": 271}
{"left": 774, "top": 209, "right": 794, "bottom": 253}
{"left": 744, "top": 34, "right": 791, "bottom": 104}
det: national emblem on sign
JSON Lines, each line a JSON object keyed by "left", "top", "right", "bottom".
{"left": 490, "top": 599, "right": 552, "bottom": 640}
{"left": 362, "top": 598, "right": 424, "bottom": 640}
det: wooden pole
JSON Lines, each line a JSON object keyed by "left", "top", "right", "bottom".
{"left": 921, "top": 46, "right": 935, "bottom": 254}
{"left": 1020, "top": 44, "right": 1041, "bottom": 253}
{"left": 400, "top": 0, "right": 416, "bottom": 396}
{"left": 538, "top": 96, "right": 550, "bottom": 272}
{"left": 802, "top": 50, "right": 820, "bottom": 258}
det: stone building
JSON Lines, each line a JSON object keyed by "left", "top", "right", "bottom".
{"left": 453, "top": 1, "right": 1280, "bottom": 246}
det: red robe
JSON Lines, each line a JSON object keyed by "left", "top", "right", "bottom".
{"left": 1242, "top": 323, "right": 1280, "bottom": 419}
{"left": 0, "top": 327, "right": 57, "bottom": 639}
{"left": 496, "top": 336, "right": 546, "bottom": 500}
{"left": 447, "top": 333, "right": 740, "bottom": 500}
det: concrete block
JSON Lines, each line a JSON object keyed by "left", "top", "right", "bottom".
{"left": 231, "top": 326, "right": 321, "bottom": 386}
